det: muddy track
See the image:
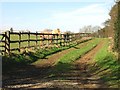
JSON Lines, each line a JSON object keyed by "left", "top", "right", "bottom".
{"left": 2, "top": 39, "right": 92, "bottom": 89}
{"left": 26, "top": 41, "right": 107, "bottom": 89}
{"left": 72, "top": 41, "right": 107, "bottom": 88}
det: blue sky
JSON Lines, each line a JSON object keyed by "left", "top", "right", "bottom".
{"left": 0, "top": 0, "right": 115, "bottom": 33}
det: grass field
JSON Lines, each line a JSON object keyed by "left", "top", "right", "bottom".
{"left": 10, "top": 34, "right": 38, "bottom": 50}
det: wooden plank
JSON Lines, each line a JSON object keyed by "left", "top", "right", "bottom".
{"left": 0, "top": 41, "right": 5, "bottom": 43}
{"left": 10, "top": 32, "right": 19, "bottom": 35}
{"left": 0, "top": 45, "right": 5, "bottom": 47}
{"left": 10, "top": 45, "right": 36, "bottom": 51}
{"left": 38, "top": 33, "right": 59, "bottom": 35}
{"left": 10, "top": 32, "right": 91, "bottom": 36}
{"left": 0, "top": 34, "right": 5, "bottom": 36}
{"left": 10, "top": 39, "right": 45, "bottom": 43}
{"left": 10, "top": 40, "right": 27, "bottom": 43}
{"left": 10, "top": 48, "right": 19, "bottom": 51}
{"left": 0, "top": 50, "right": 5, "bottom": 52}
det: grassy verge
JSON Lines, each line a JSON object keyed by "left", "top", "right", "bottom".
{"left": 53, "top": 38, "right": 101, "bottom": 72}
{"left": 2, "top": 46, "right": 69, "bottom": 72}
{"left": 2, "top": 38, "right": 92, "bottom": 72}
{"left": 92, "top": 39, "right": 120, "bottom": 88}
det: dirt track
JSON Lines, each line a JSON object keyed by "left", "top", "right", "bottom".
{"left": 27, "top": 41, "right": 107, "bottom": 89}
{"left": 2, "top": 39, "right": 107, "bottom": 89}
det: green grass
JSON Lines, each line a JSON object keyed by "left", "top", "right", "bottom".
{"left": 10, "top": 34, "right": 37, "bottom": 49}
{"left": 53, "top": 38, "right": 101, "bottom": 72}
{"left": 93, "top": 39, "right": 120, "bottom": 88}
{"left": 2, "top": 38, "right": 92, "bottom": 72}
{"left": 2, "top": 45, "right": 74, "bottom": 72}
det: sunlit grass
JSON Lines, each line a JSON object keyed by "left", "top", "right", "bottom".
{"left": 93, "top": 39, "right": 120, "bottom": 88}
{"left": 2, "top": 45, "right": 71, "bottom": 72}
{"left": 2, "top": 38, "right": 92, "bottom": 72}
{"left": 54, "top": 38, "right": 101, "bottom": 72}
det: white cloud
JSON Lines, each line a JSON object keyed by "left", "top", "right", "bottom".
{"left": 41, "top": 4, "right": 110, "bottom": 33}
{"left": 53, "top": 4, "right": 105, "bottom": 16}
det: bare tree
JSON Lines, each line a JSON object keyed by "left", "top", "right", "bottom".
{"left": 80, "top": 25, "right": 100, "bottom": 33}
{"left": 10, "top": 28, "right": 13, "bottom": 32}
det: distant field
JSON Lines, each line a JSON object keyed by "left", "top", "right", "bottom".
{"left": 10, "top": 34, "right": 37, "bottom": 49}
{"left": 0, "top": 34, "right": 37, "bottom": 47}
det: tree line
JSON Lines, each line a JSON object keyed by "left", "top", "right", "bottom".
{"left": 79, "top": 1, "right": 120, "bottom": 57}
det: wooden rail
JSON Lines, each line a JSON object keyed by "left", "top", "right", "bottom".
{"left": 0, "top": 31, "right": 91, "bottom": 55}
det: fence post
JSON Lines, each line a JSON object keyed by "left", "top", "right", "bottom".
{"left": 57, "top": 34, "right": 58, "bottom": 45}
{"left": 4, "top": 32, "right": 7, "bottom": 55}
{"left": 36, "top": 31, "right": 38, "bottom": 47}
{"left": 68, "top": 34, "right": 70, "bottom": 46}
{"left": 42, "top": 34, "right": 44, "bottom": 46}
{"left": 67, "top": 34, "right": 68, "bottom": 46}
{"left": 53, "top": 34, "right": 55, "bottom": 45}
{"left": 69, "top": 34, "right": 71, "bottom": 45}
{"left": 65, "top": 34, "right": 67, "bottom": 46}
{"left": 72, "top": 34, "right": 74, "bottom": 42}
{"left": 54, "top": 34, "right": 56, "bottom": 45}
{"left": 63, "top": 34, "right": 65, "bottom": 46}
{"left": 19, "top": 31, "right": 21, "bottom": 52}
{"left": 28, "top": 31, "right": 30, "bottom": 47}
{"left": 48, "top": 34, "right": 49, "bottom": 46}
{"left": 60, "top": 34, "right": 62, "bottom": 46}
{"left": 8, "top": 31, "right": 10, "bottom": 55}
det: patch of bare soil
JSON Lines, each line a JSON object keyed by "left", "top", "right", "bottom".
{"left": 2, "top": 39, "right": 91, "bottom": 89}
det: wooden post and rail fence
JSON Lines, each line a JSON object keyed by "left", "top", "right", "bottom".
{"left": 0, "top": 31, "right": 91, "bottom": 55}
